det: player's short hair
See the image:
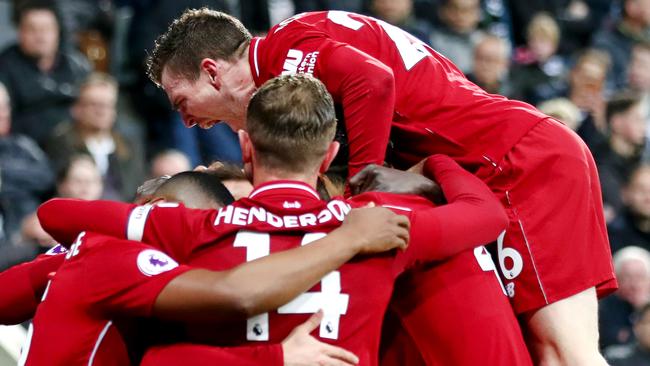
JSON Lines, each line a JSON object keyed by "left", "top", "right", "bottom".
{"left": 147, "top": 8, "right": 251, "bottom": 86}
{"left": 246, "top": 74, "right": 337, "bottom": 174}
{"left": 606, "top": 90, "right": 642, "bottom": 124}
{"left": 206, "top": 161, "right": 249, "bottom": 182}
{"left": 155, "top": 171, "right": 235, "bottom": 207}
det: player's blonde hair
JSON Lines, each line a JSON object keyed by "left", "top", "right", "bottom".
{"left": 246, "top": 74, "right": 337, "bottom": 175}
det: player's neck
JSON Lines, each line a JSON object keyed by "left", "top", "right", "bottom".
{"left": 252, "top": 167, "right": 318, "bottom": 190}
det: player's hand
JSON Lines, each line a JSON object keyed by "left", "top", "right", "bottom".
{"left": 340, "top": 205, "right": 409, "bottom": 253}
{"left": 349, "top": 164, "right": 443, "bottom": 204}
{"left": 282, "top": 310, "right": 359, "bottom": 366}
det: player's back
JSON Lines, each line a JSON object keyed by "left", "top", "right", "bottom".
{"left": 261, "top": 11, "right": 547, "bottom": 169}
{"left": 179, "top": 182, "right": 398, "bottom": 366}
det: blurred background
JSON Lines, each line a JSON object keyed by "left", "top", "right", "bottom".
{"left": 0, "top": 0, "right": 649, "bottom": 365}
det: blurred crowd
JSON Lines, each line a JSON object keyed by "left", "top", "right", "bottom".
{"left": 0, "top": 0, "right": 650, "bottom": 363}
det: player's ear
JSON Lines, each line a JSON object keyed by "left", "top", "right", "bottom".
{"left": 319, "top": 141, "right": 340, "bottom": 174}
{"left": 200, "top": 58, "right": 221, "bottom": 89}
{"left": 238, "top": 130, "right": 253, "bottom": 165}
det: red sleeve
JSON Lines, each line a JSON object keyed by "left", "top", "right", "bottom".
{"left": 141, "top": 343, "right": 283, "bottom": 366}
{"left": 38, "top": 199, "right": 207, "bottom": 261}
{"left": 393, "top": 155, "right": 508, "bottom": 271}
{"left": 128, "top": 203, "right": 213, "bottom": 262}
{"left": 0, "top": 252, "right": 65, "bottom": 325}
{"left": 316, "top": 43, "right": 395, "bottom": 179}
{"left": 37, "top": 198, "right": 136, "bottom": 245}
{"left": 79, "top": 235, "right": 192, "bottom": 318}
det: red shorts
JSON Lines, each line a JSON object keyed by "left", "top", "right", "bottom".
{"left": 478, "top": 118, "right": 618, "bottom": 314}
{"left": 384, "top": 247, "right": 532, "bottom": 366}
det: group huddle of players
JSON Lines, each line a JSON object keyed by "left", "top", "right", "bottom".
{"left": 1, "top": 8, "right": 619, "bottom": 366}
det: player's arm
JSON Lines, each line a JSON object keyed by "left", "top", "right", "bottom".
{"left": 296, "top": 38, "right": 394, "bottom": 179}
{"left": 141, "top": 312, "right": 358, "bottom": 366}
{"left": 38, "top": 199, "right": 193, "bottom": 259}
{"left": 401, "top": 155, "right": 507, "bottom": 264}
{"left": 37, "top": 198, "right": 135, "bottom": 245}
{"left": 153, "top": 206, "right": 409, "bottom": 321}
{"left": 0, "top": 251, "right": 65, "bottom": 324}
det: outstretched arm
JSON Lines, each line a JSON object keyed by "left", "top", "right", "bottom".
{"left": 38, "top": 199, "right": 135, "bottom": 245}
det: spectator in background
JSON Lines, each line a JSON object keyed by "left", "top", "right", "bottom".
{"left": 593, "top": 91, "right": 646, "bottom": 221}
{"left": 600, "top": 247, "right": 650, "bottom": 352}
{"left": 0, "top": 0, "right": 90, "bottom": 146}
{"left": 466, "top": 33, "right": 512, "bottom": 95}
{"left": 125, "top": 0, "right": 242, "bottom": 167}
{"left": 44, "top": 73, "right": 144, "bottom": 201}
{"left": 428, "top": 0, "right": 483, "bottom": 73}
{"left": 294, "top": 0, "right": 364, "bottom": 14}
{"left": 606, "top": 302, "right": 650, "bottom": 366}
{"left": 568, "top": 48, "right": 611, "bottom": 146}
{"left": 537, "top": 97, "right": 582, "bottom": 130}
{"left": 507, "top": 0, "right": 612, "bottom": 56}
{"left": 510, "top": 12, "right": 567, "bottom": 105}
{"left": 55, "top": 154, "right": 103, "bottom": 201}
{"left": 0, "top": 81, "right": 53, "bottom": 242}
{"left": 628, "top": 43, "right": 650, "bottom": 158}
{"left": 592, "top": 0, "right": 650, "bottom": 90}
{"left": 608, "top": 165, "right": 650, "bottom": 253}
{"left": 367, "top": 0, "right": 432, "bottom": 44}
{"left": 0, "top": 153, "right": 101, "bottom": 270}
{"left": 149, "top": 149, "right": 191, "bottom": 178}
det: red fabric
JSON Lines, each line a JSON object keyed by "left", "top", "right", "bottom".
{"left": 250, "top": 11, "right": 546, "bottom": 177}
{"left": 0, "top": 252, "right": 64, "bottom": 325}
{"left": 141, "top": 343, "right": 283, "bottom": 366}
{"left": 387, "top": 249, "right": 533, "bottom": 365}
{"left": 23, "top": 233, "right": 190, "bottom": 365}
{"left": 33, "top": 157, "right": 512, "bottom": 365}
{"left": 477, "top": 119, "right": 617, "bottom": 314}
{"left": 38, "top": 198, "right": 135, "bottom": 245}
{"left": 351, "top": 155, "right": 508, "bottom": 269}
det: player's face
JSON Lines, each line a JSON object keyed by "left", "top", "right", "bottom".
{"left": 18, "top": 10, "right": 59, "bottom": 60}
{"left": 161, "top": 63, "right": 252, "bottom": 132}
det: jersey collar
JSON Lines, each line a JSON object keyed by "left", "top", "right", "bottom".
{"left": 248, "top": 180, "right": 320, "bottom": 201}
{"left": 248, "top": 37, "right": 263, "bottom": 86}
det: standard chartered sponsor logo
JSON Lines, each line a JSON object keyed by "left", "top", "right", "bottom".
{"left": 282, "top": 49, "right": 320, "bottom": 75}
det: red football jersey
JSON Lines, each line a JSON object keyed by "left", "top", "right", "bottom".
{"left": 249, "top": 11, "right": 548, "bottom": 176}
{"left": 0, "top": 245, "right": 66, "bottom": 325}
{"left": 36, "top": 155, "right": 507, "bottom": 365}
{"left": 20, "top": 232, "right": 191, "bottom": 366}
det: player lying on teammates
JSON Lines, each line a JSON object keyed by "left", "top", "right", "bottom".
{"left": 10, "top": 176, "right": 410, "bottom": 366}
{"left": 36, "top": 75, "right": 530, "bottom": 365}
{"left": 147, "top": 8, "right": 617, "bottom": 365}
